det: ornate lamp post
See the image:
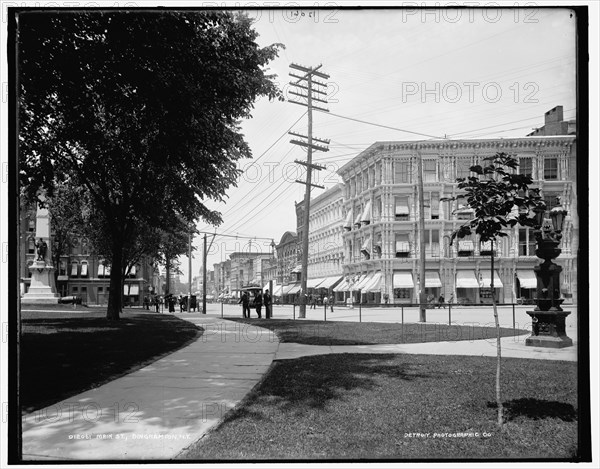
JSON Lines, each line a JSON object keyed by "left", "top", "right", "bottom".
{"left": 525, "top": 197, "right": 572, "bottom": 348}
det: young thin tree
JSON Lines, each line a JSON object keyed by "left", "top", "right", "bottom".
{"left": 443, "top": 152, "right": 545, "bottom": 427}
{"left": 18, "top": 11, "right": 283, "bottom": 319}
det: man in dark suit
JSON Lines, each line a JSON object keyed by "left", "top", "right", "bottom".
{"left": 239, "top": 291, "right": 250, "bottom": 318}
{"left": 254, "top": 291, "right": 263, "bottom": 318}
{"left": 263, "top": 289, "right": 272, "bottom": 319}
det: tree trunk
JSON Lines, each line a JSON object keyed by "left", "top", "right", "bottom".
{"left": 107, "top": 243, "right": 123, "bottom": 320}
{"left": 490, "top": 239, "right": 504, "bottom": 427}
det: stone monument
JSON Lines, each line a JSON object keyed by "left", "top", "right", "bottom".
{"left": 21, "top": 195, "right": 60, "bottom": 304}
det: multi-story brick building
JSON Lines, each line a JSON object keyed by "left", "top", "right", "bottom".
{"left": 295, "top": 183, "right": 345, "bottom": 300}
{"left": 336, "top": 129, "right": 577, "bottom": 305}
{"left": 19, "top": 208, "right": 156, "bottom": 306}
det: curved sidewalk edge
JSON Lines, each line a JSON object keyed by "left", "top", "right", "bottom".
{"left": 274, "top": 333, "right": 578, "bottom": 362}
{"left": 21, "top": 317, "right": 279, "bottom": 461}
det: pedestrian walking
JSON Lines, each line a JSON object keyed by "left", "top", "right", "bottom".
{"left": 310, "top": 294, "right": 317, "bottom": 309}
{"left": 153, "top": 295, "right": 160, "bottom": 313}
{"left": 254, "top": 291, "right": 263, "bottom": 318}
{"left": 168, "top": 294, "right": 176, "bottom": 313}
{"left": 323, "top": 295, "right": 333, "bottom": 313}
{"left": 178, "top": 295, "right": 184, "bottom": 313}
{"left": 438, "top": 294, "right": 445, "bottom": 309}
{"left": 143, "top": 296, "right": 150, "bottom": 310}
{"left": 449, "top": 293, "right": 454, "bottom": 304}
{"left": 264, "top": 289, "right": 272, "bottom": 318}
{"left": 239, "top": 291, "right": 250, "bottom": 318}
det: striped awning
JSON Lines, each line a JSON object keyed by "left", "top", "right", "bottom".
{"left": 284, "top": 283, "right": 301, "bottom": 294}
{"left": 307, "top": 277, "right": 326, "bottom": 288}
{"left": 362, "top": 272, "right": 382, "bottom": 292}
{"left": 354, "top": 273, "right": 374, "bottom": 290}
{"left": 318, "top": 276, "right": 343, "bottom": 290}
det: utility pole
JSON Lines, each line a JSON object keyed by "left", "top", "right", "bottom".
{"left": 187, "top": 228, "right": 192, "bottom": 313}
{"left": 202, "top": 233, "right": 207, "bottom": 314}
{"left": 417, "top": 147, "right": 427, "bottom": 322}
{"left": 288, "top": 62, "right": 331, "bottom": 319}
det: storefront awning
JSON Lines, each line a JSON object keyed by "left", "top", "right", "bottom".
{"left": 456, "top": 271, "right": 479, "bottom": 288}
{"left": 333, "top": 278, "right": 351, "bottom": 292}
{"left": 307, "top": 277, "right": 326, "bottom": 288}
{"left": 516, "top": 270, "right": 537, "bottom": 289}
{"left": 425, "top": 271, "right": 442, "bottom": 288}
{"left": 393, "top": 271, "right": 414, "bottom": 288}
{"left": 263, "top": 280, "right": 278, "bottom": 291}
{"left": 479, "top": 270, "right": 503, "bottom": 288}
{"left": 284, "top": 283, "right": 301, "bottom": 294}
{"left": 354, "top": 273, "right": 374, "bottom": 290}
{"left": 291, "top": 264, "right": 302, "bottom": 274}
{"left": 272, "top": 285, "right": 283, "bottom": 296}
{"left": 318, "top": 276, "right": 343, "bottom": 290}
{"left": 363, "top": 272, "right": 382, "bottom": 292}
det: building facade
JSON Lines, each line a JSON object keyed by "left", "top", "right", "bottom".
{"left": 336, "top": 134, "right": 577, "bottom": 305}
{"left": 295, "top": 183, "right": 345, "bottom": 300}
{"left": 19, "top": 208, "right": 155, "bottom": 306}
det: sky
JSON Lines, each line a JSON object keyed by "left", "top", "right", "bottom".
{"left": 183, "top": 4, "right": 581, "bottom": 281}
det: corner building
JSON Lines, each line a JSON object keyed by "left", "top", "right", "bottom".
{"left": 336, "top": 135, "right": 577, "bottom": 305}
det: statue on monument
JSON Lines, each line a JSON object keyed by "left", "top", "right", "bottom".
{"left": 35, "top": 238, "right": 48, "bottom": 262}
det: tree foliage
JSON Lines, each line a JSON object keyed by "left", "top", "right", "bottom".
{"left": 18, "top": 11, "right": 283, "bottom": 319}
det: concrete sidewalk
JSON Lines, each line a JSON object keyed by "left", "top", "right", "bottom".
{"left": 21, "top": 313, "right": 578, "bottom": 461}
{"left": 274, "top": 331, "right": 578, "bottom": 362}
{"left": 22, "top": 316, "right": 279, "bottom": 461}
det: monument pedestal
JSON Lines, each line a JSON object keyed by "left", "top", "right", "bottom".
{"left": 22, "top": 261, "right": 59, "bottom": 304}
{"left": 525, "top": 310, "right": 573, "bottom": 348}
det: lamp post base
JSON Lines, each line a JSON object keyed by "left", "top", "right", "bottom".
{"left": 525, "top": 310, "right": 573, "bottom": 348}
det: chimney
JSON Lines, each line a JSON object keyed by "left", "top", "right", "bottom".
{"left": 544, "top": 106, "right": 564, "bottom": 125}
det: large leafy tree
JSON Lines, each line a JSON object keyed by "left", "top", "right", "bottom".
{"left": 18, "top": 11, "right": 283, "bottom": 319}
{"left": 443, "top": 152, "right": 545, "bottom": 428}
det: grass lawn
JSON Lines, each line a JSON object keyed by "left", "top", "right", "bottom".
{"left": 21, "top": 309, "right": 202, "bottom": 413}
{"left": 226, "top": 318, "right": 527, "bottom": 345}
{"left": 179, "top": 354, "right": 578, "bottom": 460}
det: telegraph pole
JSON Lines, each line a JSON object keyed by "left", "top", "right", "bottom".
{"left": 187, "top": 228, "right": 192, "bottom": 313}
{"left": 202, "top": 233, "right": 207, "bottom": 314}
{"left": 417, "top": 147, "right": 427, "bottom": 322}
{"left": 288, "top": 63, "right": 330, "bottom": 318}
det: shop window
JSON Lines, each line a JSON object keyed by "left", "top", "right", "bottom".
{"left": 394, "top": 288, "right": 411, "bottom": 299}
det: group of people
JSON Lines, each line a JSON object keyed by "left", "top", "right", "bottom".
{"left": 239, "top": 289, "right": 272, "bottom": 319}
{"left": 308, "top": 294, "right": 334, "bottom": 312}
{"left": 426, "top": 293, "right": 455, "bottom": 308}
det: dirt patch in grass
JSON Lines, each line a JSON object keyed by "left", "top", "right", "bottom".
{"left": 21, "top": 310, "right": 202, "bottom": 413}
{"left": 179, "top": 354, "right": 578, "bottom": 461}
{"left": 226, "top": 318, "right": 527, "bottom": 345}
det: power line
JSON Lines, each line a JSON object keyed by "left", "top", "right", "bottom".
{"left": 321, "top": 111, "right": 445, "bottom": 140}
